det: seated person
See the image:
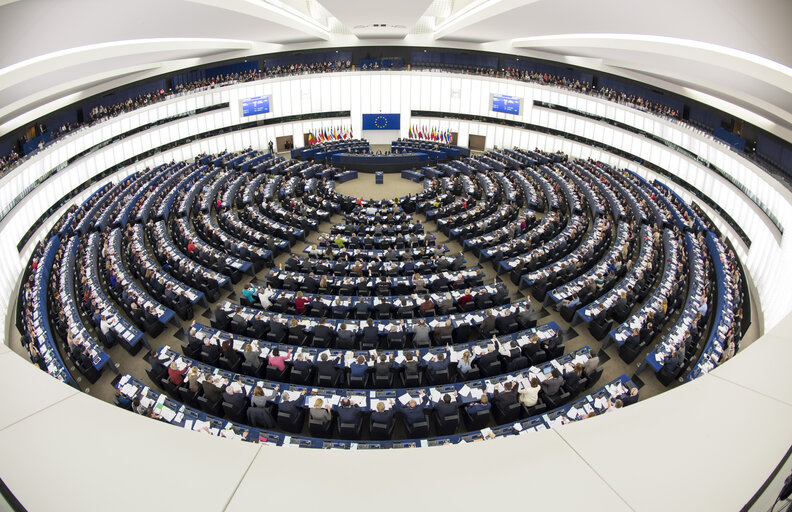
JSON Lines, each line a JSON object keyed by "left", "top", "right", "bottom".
{"left": 316, "top": 352, "right": 341, "bottom": 383}
{"left": 412, "top": 319, "right": 431, "bottom": 346}
{"left": 583, "top": 352, "right": 600, "bottom": 376}
{"left": 621, "top": 387, "right": 640, "bottom": 406}
{"left": 457, "top": 289, "right": 474, "bottom": 308}
{"left": 258, "top": 285, "right": 274, "bottom": 309}
{"left": 336, "top": 397, "right": 362, "bottom": 426}
{"left": 418, "top": 295, "right": 434, "bottom": 315}
{"left": 278, "top": 390, "right": 305, "bottom": 415}
{"left": 401, "top": 351, "right": 422, "bottom": 379}
{"left": 251, "top": 385, "right": 279, "bottom": 408}
{"left": 456, "top": 350, "right": 475, "bottom": 377}
{"left": 540, "top": 368, "right": 565, "bottom": 398}
{"left": 426, "top": 352, "right": 449, "bottom": 377}
{"left": 370, "top": 400, "right": 396, "bottom": 430}
{"left": 221, "top": 339, "right": 241, "bottom": 366}
{"left": 397, "top": 390, "right": 428, "bottom": 427}
{"left": 202, "top": 374, "right": 226, "bottom": 404}
{"left": 335, "top": 323, "right": 355, "bottom": 347}
{"left": 167, "top": 360, "right": 188, "bottom": 386}
{"left": 492, "top": 381, "right": 519, "bottom": 408}
{"left": 563, "top": 363, "right": 584, "bottom": 395}
{"left": 348, "top": 354, "right": 369, "bottom": 380}
{"left": 309, "top": 398, "right": 332, "bottom": 425}
{"left": 222, "top": 383, "right": 247, "bottom": 409}
{"left": 518, "top": 378, "right": 541, "bottom": 407}
{"left": 434, "top": 391, "right": 460, "bottom": 420}
{"left": 294, "top": 291, "right": 311, "bottom": 314}
{"left": 267, "top": 347, "right": 291, "bottom": 372}
{"left": 465, "top": 394, "right": 490, "bottom": 415}
{"left": 360, "top": 319, "right": 379, "bottom": 346}
{"left": 243, "top": 343, "right": 262, "bottom": 369}
{"left": 374, "top": 353, "right": 394, "bottom": 380}
{"left": 331, "top": 299, "right": 349, "bottom": 317}
{"left": 477, "top": 342, "right": 500, "bottom": 371}
{"left": 241, "top": 284, "right": 257, "bottom": 304}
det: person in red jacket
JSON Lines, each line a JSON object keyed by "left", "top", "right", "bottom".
{"left": 457, "top": 288, "right": 474, "bottom": 308}
{"left": 294, "top": 291, "right": 311, "bottom": 314}
{"left": 167, "top": 360, "right": 188, "bottom": 386}
{"left": 187, "top": 241, "right": 195, "bottom": 254}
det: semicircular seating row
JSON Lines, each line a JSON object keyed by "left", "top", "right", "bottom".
{"left": 16, "top": 140, "right": 744, "bottom": 448}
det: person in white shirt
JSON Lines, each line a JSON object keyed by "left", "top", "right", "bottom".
{"left": 606, "top": 397, "right": 624, "bottom": 413}
{"left": 518, "top": 377, "right": 541, "bottom": 407}
{"left": 100, "top": 314, "right": 112, "bottom": 336}
{"left": 258, "top": 285, "right": 274, "bottom": 309}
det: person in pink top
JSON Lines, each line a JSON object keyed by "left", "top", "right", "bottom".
{"left": 268, "top": 348, "right": 292, "bottom": 372}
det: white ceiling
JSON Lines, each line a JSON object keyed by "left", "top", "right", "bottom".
{"left": 1, "top": 0, "right": 791, "bottom": 141}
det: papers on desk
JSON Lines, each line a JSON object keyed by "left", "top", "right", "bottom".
{"left": 606, "top": 383, "right": 626, "bottom": 397}
{"left": 573, "top": 354, "right": 588, "bottom": 366}
{"left": 429, "top": 388, "right": 443, "bottom": 403}
{"left": 192, "top": 420, "right": 210, "bottom": 433}
{"left": 120, "top": 383, "right": 138, "bottom": 397}
{"left": 458, "top": 384, "right": 472, "bottom": 397}
{"left": 348, "top": 395, "right": 367, "bottom": 408}
{"left": 593, "top": 397, "right": 608, "bottom": 410}
{"left": 567, "top": 406, "right": 578, "bottom": 420}
{"left": 513, "top": 422, "right": 523, "bottom": 432}
{"left": 160, "top": 407, "right": 177, "bottom": 423}
{"left": 422, "top": 352, "right": 434, "bottom": 363}
{"left": 547, "top": 416, "right": 565, "bottom": 428}
{"left": 398, "top": 393, "right": 413, "bottom": 406}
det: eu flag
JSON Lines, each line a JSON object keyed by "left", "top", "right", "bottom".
{"left": 362, "top": 113, "right": 401, "bottom": 130}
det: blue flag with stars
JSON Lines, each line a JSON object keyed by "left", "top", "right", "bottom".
{"left": 362, "top": 113, "right": 401, "bottom": 130}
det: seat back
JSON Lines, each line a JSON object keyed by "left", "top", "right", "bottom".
{"left": 197, "top": 395, "right": 222, "bottom": 416}
{"left": 464, "top": 409, "right": 491, "bottom": 430}
{"left": 178, "top": 385, "right": 199, "bottom": 408}
{"left": 584, "top": 368, "right": 603, "bottom": 389}
{"left": 506, "top": 356, "right": 529, "bottom": 372}
{"left": 434, "top": 412, "right": 459, "bottom": 435}
{"left": 308, "top": 417, "right": 332, "bottom": 437}
{"left": 337, "top": 419, "right": 362, "bottom": 439}
{"left": 277, "top": 410, "right": 304, "bottom": 433}
{"left": 480, "top": 359, "right": 503, "bottom": 377}
{"left": 369, "top": 419, "right": 393, "bottom": 440}
{"left": 428, "top": 368, "right": 451, "bottom": 385}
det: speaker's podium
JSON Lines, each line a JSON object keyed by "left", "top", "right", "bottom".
{"left": 375, "top": 171, "right": 384, "bottom": 184}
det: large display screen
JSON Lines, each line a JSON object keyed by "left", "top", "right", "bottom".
{"left": 362, "top": 113, "right": 401, "bottom": 130}
{"left": 241, "top": 96, "right": 271, "bottom": 117}
{"left": 491, "top": 94, "right": 522, "bottom": 115}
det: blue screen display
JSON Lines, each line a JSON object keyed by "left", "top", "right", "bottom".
{"left": 492, "top": 94, "right": 521, "bottom": 115}
{"left": 362, "top": 113, "right": 401, "bottom": 130}
{"left": 241, "top": 96, "right": 270, "bottom": 116}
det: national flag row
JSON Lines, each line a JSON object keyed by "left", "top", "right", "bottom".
{"left": 307, "top": 126, "right": 353, "bottom": 145}
{"left": 408, "top": 125, "right": 453, "bottom": 144}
